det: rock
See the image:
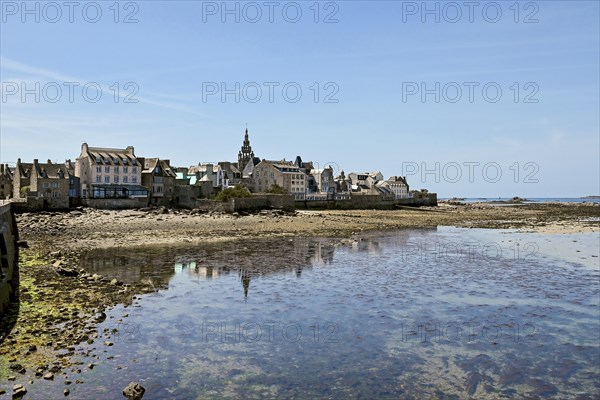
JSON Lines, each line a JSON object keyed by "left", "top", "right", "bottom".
{"left": 53, "top": 260, "right": 65, "bottom": 268}
{"left": 43, "top": 372, "right": 54, "bottom": 380}
{"left": 7, "top": 376, "right": 16, "bottom": 381}
{"left": 96, "top": 312, "right": 107, "bottom": 323}
{"left": 12, "top": 384, "right": 27, "bottom": 398}
{"left": 110, "top": 278, "right": 122, "bottom": 286}
{"left": 64, "top": 388, "right": 70, "bottom": 396}
{"left": 104, "top": 341, "right": 114, "bottom": 346}
{"left": 50, "top": 250, "right": 62, "bottom": 257}
{"left": 57, "top": 267, "right": 79, "bottom": 277}
{"left": 28, "top": 345, "right": 37, "bottom": 352}
{"left": 123, "top": 382, "right": 145, "bottom": 399}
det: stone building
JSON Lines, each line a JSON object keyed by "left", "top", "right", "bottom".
{"left": 308, "top": 166, "right": 335, "bottom": 194}
{"left": 75, "top": 143, "right": 148, "bottom": 199}
{"left": 140, "top": 158, "right": 177, "bottom": 206}
{"left": 0, "top": 164, "right": 13, "bottom": 200}
{"left": 378, "top": 176, "right": 410, "bottom": 199}
{"left": 253, "top": 159, "right": 307, "bottom": 199}
{"left": 12, "top": 159, "right": 70, "bottom": 209}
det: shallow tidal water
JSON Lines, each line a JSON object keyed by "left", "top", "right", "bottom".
{"left": 16, "top": 228, "right": 600, "bottom": 399}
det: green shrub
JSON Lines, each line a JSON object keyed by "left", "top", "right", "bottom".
{"left": 214, "top": 185, "right": 251, "bottom": 202}
{"left": 265, "top": 184, "right": 287, "bottom": 194}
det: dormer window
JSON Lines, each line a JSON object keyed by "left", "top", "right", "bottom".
{"left": 113, "top": 157, "right": 119, "bottom": 164}
{"left": 96, "top": 158, "right": 101, "bottom": 164}
{"left": 122, "top": 158, "right": 129, "bottom": 165}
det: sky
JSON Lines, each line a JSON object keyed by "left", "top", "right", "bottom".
{"left": 1, "top": 0, "right": 598, "bottom": 198}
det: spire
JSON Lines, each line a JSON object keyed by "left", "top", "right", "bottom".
{"left": 238, "top": 126, "right": 254, "bottom": 172}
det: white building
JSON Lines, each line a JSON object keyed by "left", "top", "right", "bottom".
{"left": 75, "top": 143, "right": 147, "bottom": 199}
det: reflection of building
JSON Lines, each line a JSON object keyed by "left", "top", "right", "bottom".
{"left": 171, "top": 238, "right": 336, "bottom": 298}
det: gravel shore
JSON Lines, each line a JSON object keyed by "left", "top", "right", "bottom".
{"left": 1, "top": 202, "right": 598, "bottom": 395}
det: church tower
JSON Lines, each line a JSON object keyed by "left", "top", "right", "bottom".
{"left": 238, "top": 127, "right": 254, "bottom": 172}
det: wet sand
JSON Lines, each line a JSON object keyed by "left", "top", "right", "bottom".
{"left": 0, "top": 202, "right": 598, "bottom": 395}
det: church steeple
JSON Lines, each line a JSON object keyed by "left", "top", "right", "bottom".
{"left": 238, "top": 127, "right": 254, "bottom": 172}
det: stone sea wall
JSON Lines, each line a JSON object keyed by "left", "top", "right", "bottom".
{"left": 0, "top": 203, "right": 19, "bottom": 316}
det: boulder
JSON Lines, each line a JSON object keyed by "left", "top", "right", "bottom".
{"left": 123, "top": 382, "right": 145, "bottom": 399}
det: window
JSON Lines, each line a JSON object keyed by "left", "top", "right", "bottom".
{"left": 114, "top": 166, "right": 119, "bottom": 174}
{"left": 123, "top": 176, "right": 128, "bottom": 183}
{"left": 114, "top": 176, "right": 119, "bottom": 183}
{"left": 96, "top": 166, "right": 101, "bottom": 173}
{"left": 52, "top": 182, "right": 59, "bottom": 189}
{"left": 132, "top": 167, "right": 137, "bottom": 174}
{"left": 104, "top": 176, "right": 110, "bottom": 183}
{"left": 105, "top": 166, "right": 110, "bottom": 173}
{"left": 122, "top": 158, "right": 128, "bottom": 164}
{"left": 123, "top": 166, "right": 128, "bottom": 173}
{"left": 43, "top": 182, "right": 49, "bottom": 188}
{"left": 96, "top": 176, "right": 101, "bottom": 183}
{"left": 132, "top": 177, "right": 137, "bottom": 183}
{"left": 96, "top": 158, "right": 101, "bottom": 164}
{"left": 113, "top": 157, "right": 119, "bottom": 164}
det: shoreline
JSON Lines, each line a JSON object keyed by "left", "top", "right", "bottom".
{"left": 1, "top": 203, "right": 599, "bottom": 395}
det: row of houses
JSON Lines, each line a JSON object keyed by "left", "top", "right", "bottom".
{"left": 0, "top": 128, "right": 412, "bottom": 209}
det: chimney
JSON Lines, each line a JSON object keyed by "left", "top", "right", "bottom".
{"left": 126, "top": 146, "right": 135, "bottom": 155}
{"left": 82, "top": 142, "right": 88, "bottom": 154}
{"left": 47, "top": 159, "right": 52, "bottom": 164}
{"left": 33, "top": 159, "right": 39, "bottom": 164}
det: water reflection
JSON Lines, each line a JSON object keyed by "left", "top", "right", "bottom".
{"left": 65, "top": 228, "right": 600, "bottom": 399}
{"left": 81, "top": 237, "right": 341, "bottom": 298}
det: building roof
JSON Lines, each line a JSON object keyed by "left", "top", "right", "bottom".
{"left": 259, "top": 159, "right": 303, "bottom": 173}
{"left": 386, "top": 176, "right": 408, "bottom": 185}
{"left": 16, "top": 160, "right": 69, "bottom": 179}
{"left": 188, "top": 164, "right": 221, "bottom": 174}
{"left": 142, "top": 158, "right": 177, "bottom": 177}
{"left": 84, "top": 145, "right": 138, "bottom": 166}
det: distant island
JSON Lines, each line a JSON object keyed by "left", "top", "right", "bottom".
{"left": 582, "top": 195, "right": 600, "bottom": 199}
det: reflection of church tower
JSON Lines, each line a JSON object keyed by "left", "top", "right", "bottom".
{"left": 238, "top": 128, "right": 255, "bottom": 173}
{"left": 241, "top": 271, "right": 251, "bottom": 298}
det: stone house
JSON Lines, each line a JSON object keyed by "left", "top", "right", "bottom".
{"left": 188, "top": 163, "right": 226, "bottom": 191}
{"left": 0, "top": 164, "right": 13, "bottom": 200}
{"left": 378, "top": 176, "right": 410, "bottom": 199}
{"left": 140, "top": 158, "right": 177, "bottom": 206}
{"left": 308, "top": 166, "right": 335, "bottom": 194}
{"left": 75, "top": 143, "right": 148, "bottom": 199}
{"left": 253, "top": 159, "right": 307, "bottom": 199}
{"left": 348, "top": 172, "right": 384, "bottom": 190}
{"left": 13, "top": 159, "right": 70, "bottom": 209}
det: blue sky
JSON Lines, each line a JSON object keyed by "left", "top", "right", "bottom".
{"left": 1, "top": 0, "right": 598, "bottom": 197}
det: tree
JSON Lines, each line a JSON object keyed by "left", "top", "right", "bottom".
{"left": 213, "top": 185, "right": 252, "bottom": 202}
{"left": 265, "top": 184, "right": 287, "bottom": 194}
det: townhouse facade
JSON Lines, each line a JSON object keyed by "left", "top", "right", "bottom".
{"left": 75, "top": 143, "right": 147, "bottom": 199}
{"left": 13, "top": 159, "right": 70, "bottom": 209}
{"left": 141, "top": 158, "right": 177, "bottom": 206}
{"left": 253, "top": 159, "right": 307, "bottom": 199}
{"left": 379, "top": 176, "right": 410, "bottom": 199}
